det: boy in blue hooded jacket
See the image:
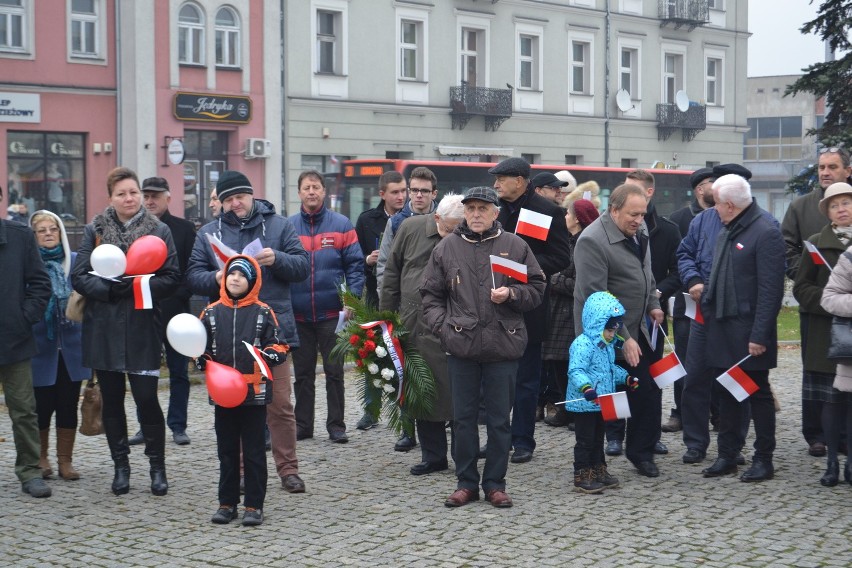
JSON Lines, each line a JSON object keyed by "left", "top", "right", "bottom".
{"left": 566, "top": 291, "right": 638, "bottom": 493}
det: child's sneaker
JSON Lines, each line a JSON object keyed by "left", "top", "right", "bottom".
{"left": 211, "top": 505, "right": 238, "bottom": 524}
{"left": 242, "top": 507, "right": 263, "bottom": 526}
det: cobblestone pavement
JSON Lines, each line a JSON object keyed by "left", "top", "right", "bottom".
{"left": 1, "top": 345, "right": 849, "bottom": 567}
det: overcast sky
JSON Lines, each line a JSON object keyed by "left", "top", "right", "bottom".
{"left": 748, "top": 0, "right": 825, "bottom": 77}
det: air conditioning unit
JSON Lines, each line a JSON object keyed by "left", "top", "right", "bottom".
{"left": 245, "top": 138, "right": 272, "bottom": 159}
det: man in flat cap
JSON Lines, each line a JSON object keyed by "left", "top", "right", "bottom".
{"left": 530, "top": 172, "right": 569, "bottom": 207}
{"left": 781, "top": 147, "right": 852, "bottom": 457}
{"left": 490, "top": 157, "right": 572, "bottom": 464}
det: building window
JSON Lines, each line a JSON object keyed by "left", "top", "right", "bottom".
{"left": 460, "top": 27, "right": 484, "bottom": 87}
{"left": 399, "top": 19, "right": 421, "bottom": 80}
{"left": 521, "top": 153, "right": 540, "bottom": 164}
{"left": 706, "top": 57, "right": 722, "bottom": 105}
{"left": 0, "top": 0, "right": 25, "bottom": 52}
{"left": 619, "top": 47, "right": 638, "bottom": 98}
{"left": 708, "top": 0, "right": 723, "bottom": 9}
{"left": 621, "top": 158, "right": 638, "bottom": 168}
{"left": 565, "top": 154, "right": 583, "bottom": 165}
{"left": 743, "top": 116, "right": 803, "bottom": 161}
{"left": 178, "top": 3, "right": 204, "bottom": 65}
{"left": 69, "top": 0, "right": 99, "bottom": 57}
{"left": 215, "top": 7, "right": 240, "bottom": 68}
{"left": 317, "top": 9, "right": 341, "bottom": 74}
{"left": 571, "top": 41, "right": 590, "bottom": 94}
{"left": 663, "top": 52, "right": 684, "bottom": 104}
{"left": 518, "top": 34, "right": 539, "bottom": 90}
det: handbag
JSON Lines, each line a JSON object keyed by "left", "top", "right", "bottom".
{"left": 78, "top": 378, "right": 104, "bottom": 436}
{"left": 827, "top": 316, "right": 852, "bottom": 361}
{"left": 65, "top": 290, "right": 86, "bottom": 322}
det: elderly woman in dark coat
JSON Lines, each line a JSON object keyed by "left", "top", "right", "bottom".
{"left": 30, "top": 210, "right": 90, "bottom": 481}
{"left": 796, "top": 182, "right": 852, "bottom": 486}
{"left": 541, "top": 199, "right": 600, "bottom": 427}
{"left": 71, "top": 167, "right": 180, "bottom": 497}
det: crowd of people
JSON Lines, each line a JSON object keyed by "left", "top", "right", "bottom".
{"left": 1, "top": 150, "right": 851, "bottom": 522}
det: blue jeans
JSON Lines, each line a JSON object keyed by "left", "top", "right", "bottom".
{"left": 165, "top": 341, "right": 190, "bottom": 434}
{"left": 449, "top": 356, "right": 517, "bottom": 493}
{"left": 510, "top": 341, "right": 542, "bottom": 452}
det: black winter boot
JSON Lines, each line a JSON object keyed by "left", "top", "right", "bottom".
{"left": 103, "top": 418, "right": 130, "bottom": 495}
{"left": 573, "top": 467, "right": 604, "bottom": 494}
{"left": 142, "top": 423, "right": 168, "bottom": 496}
{"left": 820, "top": 459, "right": 839, "bottom": 487}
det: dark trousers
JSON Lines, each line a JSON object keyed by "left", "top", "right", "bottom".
{"left": 215, "top": 404, "right": 267, "bottom": 510}
{"left": 292, "top": 319, "right": 346, "bottom": 435}
{"left": 417, "top": 419, "right": 451, "bottom": 464}
{"left": 670, "top": 316, "right": 691, "bottom": 418}
{"left": 623, "top": 336, "right": 662, "bottom": 464}
{"left": 681, "top": 321, "right": 714, "bottom": 453}
{"left": 799, "top": 316, "right": 824, "bottom": 444}
{"left": 165, "top": 341, "right": 190, "bottom": 433}
{"left": 541, "top": 360, "right": 568, "bottom": 405}
{"left": 717, "top": 369, "right": 775, "bottom": 461}
{"left": 510, "top": 341, "right": 542, "bottom": 452}
{"left": 449, "top": 356, "right": 516, "bottom": 493}
{"left": 573, "top": 412, "right": 606, "bottom": 470}
{"left": 98, "top": 370, "right": 165, "bottom": 430}
{"left": 34, "top": 353, "right": 82, "bottom": 430}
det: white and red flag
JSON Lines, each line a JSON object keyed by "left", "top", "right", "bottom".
{"left": 598, "top": 391, "right": 631, "bottom": 422}
{"left": 649, "top": 351, "right": 687, "bottom": 388}
{"left": 206, "top": 234, "right": 238, "bottom": 269}
{"left": 804, "top": 241, "right": 832, "bottom": 270}
{"left": 243, "top": 341, "right": 273, "bottom": 380}
{"left": 132, "top": 275, "right": 153, "bottom": 310}
{"left": 515, "top": 208, "right": 552, "bottom": 241}
{"left": 490, "top": 255, "right": 528, "bottom": 283}
{"left": 683, "top": 292, "right": 704, "bottom": 324}
{"left": 716, "top": 363, "right": 759, "bottom": 402}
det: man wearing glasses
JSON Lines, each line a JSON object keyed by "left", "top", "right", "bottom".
{"left": 782, "top": 146, "right": 852, "bottom": 458}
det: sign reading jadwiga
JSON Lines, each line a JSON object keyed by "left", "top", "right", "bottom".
{"left": 173, "top": 92, "right": 252, "bottom": 124}
{"left": 0, "top": 92, "right": 40, "bottom": 123}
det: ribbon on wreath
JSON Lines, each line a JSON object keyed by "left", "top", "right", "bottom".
{"left": 131, "top": 274, "right": 154, "bottom": 310}
{"left": 359, "top": 320, "right": 406, "bottom": 404}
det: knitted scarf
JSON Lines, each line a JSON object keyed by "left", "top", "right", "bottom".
{"left": 705, "top": 207, "right": 751, "bottom": 320}
{"left": 39, "top": 245, "right": 72, "bottom": 340}
{"left": 92, "top": 205, "right": 160, "bottom": 251}
{"left": 833, "top": 224, "right": 852, "bottom": 247}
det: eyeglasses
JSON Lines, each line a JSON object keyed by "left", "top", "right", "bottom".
{"left": 820, "top": 147, "right": 846, "bottom": 155}
{"left": 408, "top": 188, "right": 434, "bottom": 195}
{"left": 35, "top": 227, "right": 59, "bottom": 235}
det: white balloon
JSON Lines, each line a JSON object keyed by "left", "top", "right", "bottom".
{"left": 90, "top": 244, "right": 127, "bottom": 278}
{"left": 166, "top": 313, "right": 207, "bottom": 358}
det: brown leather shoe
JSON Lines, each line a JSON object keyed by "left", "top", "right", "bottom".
{"left": 281, "top": 474, "right": 306, "bottom": 493}
{"left": 485, "top": 488, "right": 513, "bottom": 508}
{"left": 444, "top": 488, "right": 479, "bottom": 508}
{"left": 809, "top": 442, "right": 827, "bottom": 457}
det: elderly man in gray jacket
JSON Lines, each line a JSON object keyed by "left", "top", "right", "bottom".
{"left": 573, "top": 184, "right": 664, "bottom": 478}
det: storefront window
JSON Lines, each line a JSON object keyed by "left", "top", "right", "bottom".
{"left": 7, "top": 131, "right": 86, "bottom": 229}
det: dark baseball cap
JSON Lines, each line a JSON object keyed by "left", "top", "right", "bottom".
{"left": 712, "top": 163, "right": 752, "bottom": 180}
{"left": 488, "top": 157, "right": 531, "bottom": 178}
{"left": 461, "top": 186, "right": 499, "bottom": 205}
{"left": 530, "top": 172, "right": 569, "bottom": 189}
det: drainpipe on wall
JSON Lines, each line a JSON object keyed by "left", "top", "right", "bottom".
{"left": 114, "top": 0, "right": 122, "bottom": 162}
{"left": 603, "top": 0, "right": 611, "bottom": 168}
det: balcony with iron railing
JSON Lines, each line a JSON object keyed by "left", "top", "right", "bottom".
{"left": 449, "top": 83, "right": 513, "bottom": 131}
{"left": 656, "top": 102, "right": 707, "bottom": 142}
{"left": 658, "top": 0, "right": 709, "bottom": 30}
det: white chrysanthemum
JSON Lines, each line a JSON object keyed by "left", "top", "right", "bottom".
{"left": 382, "top": 383, "right": 395, "bottom": 393}
{"left": 374, "top": 346, "right": 387, "bottom": 358}
{"left": 381, "top": 368, "right": 395, "bottom": 380}
{"left": 367, "top": 363, "right": 379, "bottom": 374}
{"left": 372, "top": 379, "right": 382, "bottom": 388}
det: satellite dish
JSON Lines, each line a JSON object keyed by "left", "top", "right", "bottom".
{"left": 675, "top": 90, "right": 690, "bottom": 113}
{"left": 615, "top": 89, "right": 632, "bottom": 112}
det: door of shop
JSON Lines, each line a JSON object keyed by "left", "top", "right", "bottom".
{"left": 183, "top": 130, "right": 228, "bottom": 225}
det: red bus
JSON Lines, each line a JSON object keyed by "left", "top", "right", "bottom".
{"left": 324, "top": 159, "right": 694, "bottom": 224}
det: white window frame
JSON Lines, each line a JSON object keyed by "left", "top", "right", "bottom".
{"left": 68, "top": 0, "right": 101, "bottom": 58}
{"left": 214, "top": 6, "right": 240, "bottom": 68}
{"left": 661, "top": 43, "right": 686, "bottom": 104}
{"left": 456, "top": 13, "right": 490, "bottom": 89}
{"left": 397, "top": 12, "right": 427, "bottom": 82}
{"left": 515, "top": 24, "right": 542, "bottom": 91}
{"left": 708, "top": 0, "right": 724, "bottom": 9}
{"left": 705, "top": 55, "right": 723, "bottom": 106}
{"left": 0, "top": 0, "right": 27, "bottom": 54}
{"left": 567, "top": 30, "right": 594, "bottom": 96}
{"left": 617, "top": 38, "right": 641, "bottom": 100}
{"left": 316, "top": 8, "right": 342, "bottom": 74}
{"left": 178, "top": 2, "right": 205, "bottom": 66}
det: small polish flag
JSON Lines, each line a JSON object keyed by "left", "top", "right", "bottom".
{"left": 516, "top": 208, "right": 552, "bottom": 241}
{"left": 132, "top": 275, "right": 153, "bottom": 310}
{"left": 206, "top": 234, "right": 238, "bottom": 269}
{"left": 716, "top": 364, "right": 759, "bottom": 402}
{"left": 649, "top": 352, "right": 687, "bottom": 388}
{"left": 243, "top": 341, "right": 273, "bottom": 380}
{"left": 490, "top": 255, "right": 528, "bottom": 283}
{"left": 598, "top": 391, "right": 631, "bottom": 422}
{"left": 683, "top": 292, "right": 704, "bottom": 324}
{"left": 804, "top": 241, "right": 832, "bottom": 270}
{"left": 736, "top": 242, "right": 744, "bottom": 250}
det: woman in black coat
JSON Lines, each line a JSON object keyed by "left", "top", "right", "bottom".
{"left": 71, "top": 167, "right": 180, "bottom": 496}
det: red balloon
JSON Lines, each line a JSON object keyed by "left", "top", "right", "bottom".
{"left": 205, "top": 361, "right": 247, "bottom": 408}
{"left": 125, "top": 235, "right": 168, "bottom": 275}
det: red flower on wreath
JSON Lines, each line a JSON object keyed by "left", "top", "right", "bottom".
{"left": 357, "top": 348, "right": 368, "bottom": 359}
{"left": 364, "top": 340, "right": 376, "bottom": 352}
{"left": 366, "top": 330, "right": 375, "bottom": 339}
{"left": 355, "top": 359, "right": 363, "bottom": 368}
{"left": 349, "top": 334, "right": 360, "bottom": 345}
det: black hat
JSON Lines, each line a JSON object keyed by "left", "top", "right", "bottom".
{"left": 689, "top": 168, "right": 715, "bottom": 190}
{"left": 216, "top": 170, "right": 253, "bottom": 202}
{"left": 604, "top": 316, "right": 623, "bottom": 330}
{"left": 530, "top": 172, "right": 568, "bottom": 189}
{"left": 488, "top": 157, "right": 531, "bottom": 179}
{"left": 461, "top": 186, "right": 499, "bottom": 206}
{"left": 712, "top": 163, "right": 752, "bottom": 180}
{"left": 141, "top": 177, "right": 169, "bottom": 192}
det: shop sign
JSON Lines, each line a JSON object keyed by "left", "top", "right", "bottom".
{"left": 173, "top": 92, "right": 252, "bottom": 124}
{"left": 0, "top": 92, "right": 40, "bottom": 123}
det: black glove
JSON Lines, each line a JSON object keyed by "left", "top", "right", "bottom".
{"left": 581, "top": 384, "right": 598, "bottom": 402}
{"left": 262, "top": 347, "right": 286, "bottom": 366}
{"left": 195, "top": 354, "right": 211, "bottom": 372}
{"left": 108, "top": 279, "right": 134, "bottom": 301}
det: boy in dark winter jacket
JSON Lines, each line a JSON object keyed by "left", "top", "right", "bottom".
{"left": 196, "top": 255, "right": 288, "bottom": 526}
